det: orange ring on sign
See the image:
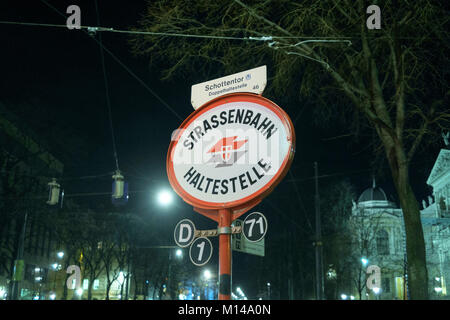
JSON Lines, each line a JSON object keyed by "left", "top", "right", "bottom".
{"left": 166, "top": 92, "right": 296, "bottom": 211}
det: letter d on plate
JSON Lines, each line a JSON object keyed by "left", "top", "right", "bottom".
{"left": 174, "top": 219, "right": 196, "bottom": 247}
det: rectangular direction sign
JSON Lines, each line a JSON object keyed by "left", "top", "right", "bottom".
{"left": 231, "top": 219, "right": 265, "bottom": 257}
{"left": 191, "top": 65, "right": 267, "bottom": 109}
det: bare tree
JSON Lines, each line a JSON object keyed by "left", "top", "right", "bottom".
{"left": 78, "top": 225, "right": 106, "bottom": 300}
{"left": 130, "top": 0, "right": 449, "bottom": 299}
{"left": 346, "top": 209, "right": 387, "bottom": 299}
{"left": 321, "top": 179, "right": 356, "bottom": 299}
{"left": 0, "top": 143, "right": 58, "bottom": 298}
{"left": 101, "top": 239, "right": 121, "bottom": 300}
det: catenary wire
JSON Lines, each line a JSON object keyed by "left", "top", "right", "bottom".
{"left": 36, "top": 0, "right": 184, "bottom": 121}
{"left": 1, "top": 20, "right": 444, "bottom": 40}
{"left": 94, "top": 0, "right": 120, "bottom": 172}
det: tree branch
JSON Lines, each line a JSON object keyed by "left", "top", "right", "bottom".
{"left": 407, "top": 101, "right": 437, "bottom": 162}
{"left": 233, "top": 0, "right": 293, "bottom": 37}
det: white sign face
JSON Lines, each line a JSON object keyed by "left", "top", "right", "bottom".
{"left": 191, "top": 66, "right": 267, "bottom": 109}
{"left": 168, "top": 95, "right": 294, "bottom": 208}
{"left": 174, "top": 219, "right": 196, "bottom": 248}
{"left": 242, "top": 212, "right": 268, "bottom": 242}
{"left": 189, "top": 237, "right": 213, "bottom": 266}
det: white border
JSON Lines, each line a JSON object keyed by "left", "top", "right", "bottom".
{"left": 173, "top": 218, "right": 196, "bottom": 248}
{"left": 242, "top": 212, "right": 268, "bottom": 243}
{"left": 189, "top": 236, "right": 213, "bottom": 266}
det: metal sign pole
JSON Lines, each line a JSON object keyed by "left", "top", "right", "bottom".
{"left": 11, "top": 211, "right": 27, "bottom": 300}
{"left": 314, "top": 162, "right": 324, "bottom": 300}
{"left": 218, "top": 208, "right": 232, "bottom": 300}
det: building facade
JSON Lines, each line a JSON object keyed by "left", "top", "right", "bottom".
{"left": 350, "top": 148, "right": 450, "bottom": 299}
{"left": 0, "top": 102, "right": 65, "bottom": 300}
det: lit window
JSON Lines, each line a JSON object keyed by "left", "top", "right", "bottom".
{"left": 83, "top": 279, "right": 89, "bottom": 290}
{"left": 93, "top": 279, "right": 100, "bottom": 290}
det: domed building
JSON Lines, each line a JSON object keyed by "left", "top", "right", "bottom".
{"left": 349, "top": 148, "right": 450, "bottom": 300}
{"left": 356, "top": 181, "right": 396, "bottom": 209}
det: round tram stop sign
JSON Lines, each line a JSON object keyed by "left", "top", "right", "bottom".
{"left": 167, "top": 92, "right": 295, "bottom": 211}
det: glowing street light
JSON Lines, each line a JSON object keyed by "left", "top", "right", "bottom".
{"left": 372, "top": 287, "right": 381, "bottom": 300}
{"left": 203, "top": 269, "right": 212, "bottom": 280}
{"left": 361, "top": 258, "right": 368, "bottom": 266}
{"left": 157, "top": 190, "right": 173, "bottom": 206}
{"left": 0, "top": 288, "right": 6, "bottom": 300}
{"left": 57, "top": 251, "right": 64, "bottom": 259}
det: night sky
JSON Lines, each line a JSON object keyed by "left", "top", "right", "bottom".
{"left": 0, "top": 0, "right": 443, "bottom": 298}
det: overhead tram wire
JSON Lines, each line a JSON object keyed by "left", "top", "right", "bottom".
{"left": 3, "top": 6, "right": 439, "bottom": 190}
{"left": 0, "top": 16, "right": 352, "bottom": 121}
{"left": 0, "top": 189, "right": 157, "bottom": 201}
{"left": 94, "top": 0, "right": 120, "bottom": 172}
{"left": 37, "top": 0, "right": 183, "bottom": 121}
{"left": 285, "top": 167, "right": 376, "bottom": 183}
{"left": 0, "top": 20, "right": 353, "bottom": 41}
{"left": 0, "top": 167, "right": 165, "bottom": 184}
{"left": 1, "top": 4, "right": 354, "bottom": 120}
{"left": 1, "top": 20, "right": 440, "bottom": 41}
{"left": 288, "top": 170, "right": 313, "bottom": 231}
{"left": 264, "top": 198, "right": 311, "bottom": 236}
